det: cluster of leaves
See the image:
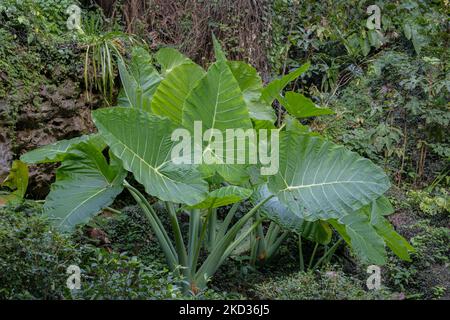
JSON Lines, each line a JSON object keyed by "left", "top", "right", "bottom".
{"left": 0, "top": 0, "right": 77, "bottom": 42}
{"left": 317, "top": 50, "right": 449, "bottom": 183}
{"left": 408, "top": 188, "right": 449, "bottom": 217}
{"left": 270, "top": 0, "right": 449, "bottom": 185}
{"left": 0, "top": 201, "right": 77, "bottom": 299}
{"left": 0, "top": 202, "right": 184, "bottom": 299}
{"left": 21, "top": 38, "right": 414, "bottom": 293}
{"left": 385, "top": 219, "right": 449, "bottom": 299}
{"left": 252, "top": 267, "right": 392, "bottom": 300}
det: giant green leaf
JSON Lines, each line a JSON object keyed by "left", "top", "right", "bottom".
{"left": 329, "top": 196, "right": 414, "bottom": 264}
{"left": 190, "top": 185, "right": 252, "bottom": 209}
{"left": 43, "top": 141, "right": 127, "bottom": 232}
{"left": 182, "top": 59, "right": 252, "bottom": 133}
{"left": 371, "top": 195, "right": 394, "bottom": 216}
{"left": 330, "top": 214, "right": 387, "bottom": 265}
{"left": 370, "top": 207, "right": 414, "bottom": 261}
{"left": 117, "top": 47, "right": 162, "bottom": 111}
{"left": 368, "top": 197, "right": 414, "bottom": 261}
{"left": 93, "top": 107, "right": 208, "bottom": 205}
{"left": 268, "top": 131, "right": 390, "bottom": 220}
{"left": 261, "top": 62, "right": 310, "bottom": 104}
{"left": 182, "top": 59, "right": 252, "bottom": 183}
{"left": 280, "top": 91, "right": 334, "bottom": 119}
{"left": 20, "top": 134, "right": 103, "bottom": 164}
{"left": 151, "top": 63, "right": 205, "bottom": 125}
{"left": 212, "top": 34, "right": 227, "bottom": 61}
{"left": 228, "top": 61, "right": 276, "bottom": 123}
{"left": 252, "top": 184, "right": 332, "bottom": 244}
{"left": 155, "top": 47, "right": 192, "bottom": 75}
{"left": 0, "top": 160, "right": 29, "bottom": 204}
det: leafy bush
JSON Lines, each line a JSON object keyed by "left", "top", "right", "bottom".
{"left": 408, "top": 188, "right": 449, "bottom": 217}
{"left": 0, "top": 202, "right": 77, "bottom": 299}
{"left": 385, "top": 219, "right": 449, "bottom": 299}
{"left": 72, "top": 248, "right": 182, "bottom": 300}
{"left": 0, "top": 0, "right": 77, "bottom": 40}
{"left": 22, "top": 39, "right": 414, "bottom": 294}
{"left": 0, "top": 202, "right": 186, "bottom": 300}
{"left": 252, "top": 267, "right": 392, "bottom": 300}
{"left": 271, "top": 0, "right": 449, "bottom": 186}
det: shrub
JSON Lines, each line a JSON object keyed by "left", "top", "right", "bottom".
{"left": 0, "top": 202, "right": 185, "bottom": 300}
{"left": 0, "top": 202, "right": 77, "bottom": 299}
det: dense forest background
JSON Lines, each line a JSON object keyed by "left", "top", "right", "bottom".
{"left": 0, "top": 0, "right": 448, "bottom": 299}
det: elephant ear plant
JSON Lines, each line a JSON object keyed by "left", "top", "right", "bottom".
{"left": 22, "top": 38, "right": 414, "bottom": 293}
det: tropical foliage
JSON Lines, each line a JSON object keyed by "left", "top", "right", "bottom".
{"left": 21, "top": 37, "right": 413, "bottom": 292}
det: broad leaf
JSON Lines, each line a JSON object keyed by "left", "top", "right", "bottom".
{"left": 268, "top": 131, "right": 390, "bottom": 220}
{"left": 368, "top": 197, "right": 414, "bottom": 261}
{"left": 117, "top": 47, "right": 162, "bottom": 111}
{"left": 371, "top": 195, "right": 394, "bottom": 216}
{"left": 261, "top": 62, "right": 310, "bottom": 104}
{"left": 44, "top": 141, "right": 127, "bottom": 232}
{"left": 0, "top": 160, "right": 29, "bottom": 204}
{"left": 330, "top": 214, "right": 387, "bottom": 265}
{"left": 182, "top": 59, "right": 252, "bottom": 132}
{"left": 155, "top": 47, "right": 192, "bottom": 75}
{"left": 182, "top": 59, "right": 252, "bottom": 183}
{"left": 329, "top": 196, "right": 413, "bottom": 264}
{"left": 152, "top": 63, "right": 205, "bottom": 125}
{"left": 93, "top": 107, "right": 208, "bottom": 205}
{"left": 20, "top": 135, "right": 103, "bottom": 164}
{"left": 228, "top": 61, "right": 276, "bottom": 123}
{"left": 252, "top": 184, "right": 332, "bottom": 244}
{"left": 190, "top": 185, "right": 252, "bottom": 209}
{"left": 280, "top": 91, "right": 334, "bottom": 119}
{"left": 370, "top": 208, "right": 414, "bottom": 261}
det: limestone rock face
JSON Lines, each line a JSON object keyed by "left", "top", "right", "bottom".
{"left": 0, "top": 80, "right": 98, "bottom": 197}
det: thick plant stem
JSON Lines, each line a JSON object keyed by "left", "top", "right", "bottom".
{"left": 194, "top": 195, "right": 274, "bottom": 289}
{"left": 165, "top": 202, "right": 188, "bottom": 275}
{"left": 266, "top": 231, "right": 289, "bottom": 259}
{"left": 313, "top": 238, "right": 343, "bottom": 270}
{"left": 207, "top": 208, "right": 217, "bottom": 250}
{"left": 188, "top": 209, "right": 201, "bottom": 279}
{"left": 124, "top": 181, "right": 178, "bottom": 270}
{"left": 216, "top": 202, "right": 239, "bottom": 240}
{"left": 308, "top": 242, "right": 319, "bottom": 270}
{"left": 298, "top": 235, "right": 305, "bottom": 272}
{"left": 255, "top": 213, "right": 267, "bottom": 262}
